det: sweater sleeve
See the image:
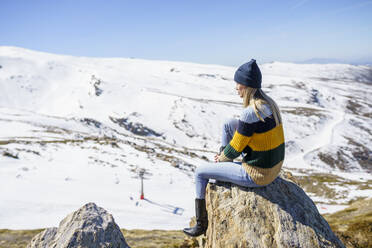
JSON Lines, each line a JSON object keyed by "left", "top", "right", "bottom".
{"left": 219, "top": 107, "right": 258, "bottom": 162}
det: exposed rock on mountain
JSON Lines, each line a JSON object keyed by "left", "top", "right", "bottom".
{"left": 90, "top": 75, "right": 104, "bottom": 96}
{"left": 196, "top": 173, "right": 344, "bottom": 248}
{"left": 27, "top": 203, "right": 130, "bottom": 248}
{"left": 109, "top": 114, "right": 162, "bottom": 137}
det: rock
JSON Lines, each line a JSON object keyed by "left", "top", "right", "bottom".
{"left": 109, "top": 116, "right": 162, "bottom": 137}
{"left": 27, "top": 202, "right": 130, "bottom": 248}
{"left": 197, "top": 174, "right": 345, "bottom": 248}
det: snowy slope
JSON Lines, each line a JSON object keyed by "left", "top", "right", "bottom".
{"left": 0, "top": 46, "right": 371, "bottom": 229}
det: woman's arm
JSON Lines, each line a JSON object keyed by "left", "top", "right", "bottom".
{"left": 218, "top": 108, "right": 257, "bottom": 162}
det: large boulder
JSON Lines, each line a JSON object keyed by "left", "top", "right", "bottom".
{"left": 198, "top": 174, "right": 345, "bottom": 248}
{"left": 27, "top": 202, "right": 130, "bottom": 248}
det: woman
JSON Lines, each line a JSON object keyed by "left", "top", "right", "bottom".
{"left": 183, "top": 59, "right": 285, "bottom": 237}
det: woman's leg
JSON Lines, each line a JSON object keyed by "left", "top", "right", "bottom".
{"left": 195, "top": 161, "right": 265, "bottom": 199}
{"left": 221, "top": 118, "right": 247, "bottom": 157}
{"left": 221, "top": 118, "right": 239, "bottom": 147}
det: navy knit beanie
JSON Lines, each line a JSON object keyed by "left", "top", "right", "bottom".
{"left": 234, "top": 59, "right": 262, "bottom": 88}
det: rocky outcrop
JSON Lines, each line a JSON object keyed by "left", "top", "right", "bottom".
{"left": 197, "top": 173, "right": 345, "bottom": 248}
{"left": 27, "top": 202, "right": 130, "bottom": 248}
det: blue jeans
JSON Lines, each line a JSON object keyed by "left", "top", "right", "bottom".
{"left": 221, "top": 118, "right": 239, "bottom": 147}
{"left": 195, "top": 118, "right": 265, "bottom": 199}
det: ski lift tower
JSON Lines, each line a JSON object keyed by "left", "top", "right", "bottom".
{"left": 139, "top": 168, "right": 146, "bottom": 200}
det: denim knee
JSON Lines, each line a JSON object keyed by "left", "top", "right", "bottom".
{"left": 223, "top": 118, "right": 237, "bottom": 131}
{"left": 194, "top": 162, "right": 212, "bottom": 179}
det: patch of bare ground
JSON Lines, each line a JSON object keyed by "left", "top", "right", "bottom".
{"left": 282, "top": 107, "right": 327, "bottom": 117}
{"left": 316, "top": 137, "right": 372, "bottom": 173}
{"left": 0, "top": 123, "right": 210, "bottom": 173}
{"left": 345, "top": 137, "right": 372, "bottom": 173}
{"left": 294, "top": 172, "right": 371, "bottom": 202}
{"left": 323, "top": 197, "right": 372, "bottom": 248}
{"left": 0, "top": 229, "right": 196, "bottom": 248}
{"left": 345, "top": 96, "right": 372, "bottom": 119}
{"left": 0, "top": 229, "right": 43, "bottom": 248}
{"left": 122, "top": 229, "right": 196, "bottom": 248}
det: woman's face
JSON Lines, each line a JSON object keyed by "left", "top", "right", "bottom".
{"left": 235, "top": 83, "right": 247, "bottom": 98}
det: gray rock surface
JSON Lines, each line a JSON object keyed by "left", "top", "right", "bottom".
{"left": 197, "top": 173, "right": 345, "bottom": 248}
{"left": 27, "top": 202, "right": 130, "bottom": 248}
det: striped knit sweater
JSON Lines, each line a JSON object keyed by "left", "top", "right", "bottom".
{"left": 219, "top": 104, "right": 285, "bottom": 185}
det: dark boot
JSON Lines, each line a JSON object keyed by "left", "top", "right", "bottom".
{"left": 183, "top": 199, "right": 208, "bottom": 237}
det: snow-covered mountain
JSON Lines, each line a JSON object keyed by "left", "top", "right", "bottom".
{"left": 0, "top": 46, "right": 371, "bottom": 230}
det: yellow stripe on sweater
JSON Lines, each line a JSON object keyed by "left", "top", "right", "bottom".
{"left": 249, "top": 124, "right": 284, "bottom": 151}
{"left": 229, "top": 131, "right": 252, "bottom": 152}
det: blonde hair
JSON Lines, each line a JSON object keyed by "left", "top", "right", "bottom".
{"left": 242, "top": 87, "right": 282, "bottom": 126}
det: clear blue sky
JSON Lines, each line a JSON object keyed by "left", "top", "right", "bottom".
{"left": 1, "top": 0, "right": 372, "bottom": 66}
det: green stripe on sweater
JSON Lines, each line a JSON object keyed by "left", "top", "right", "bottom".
{"left": 244, "top": 142, "right": 285, "bottom": 168}
{"left": 223, "top": 144, "right": 241, "bottom": 159}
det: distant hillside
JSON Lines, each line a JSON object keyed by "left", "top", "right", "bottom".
{"left": 298, "top": 57, "right": 372, "bottom": 66}
{"left": 0, "top": 46, "right": 371, "bottom": 230}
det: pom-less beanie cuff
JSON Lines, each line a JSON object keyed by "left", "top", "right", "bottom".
{"left": 234, "top": 59, "right": 262, "bottom": 88}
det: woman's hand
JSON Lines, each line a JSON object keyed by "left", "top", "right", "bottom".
{"left": 214, "top": 153, "right": 220, "bottom": 163}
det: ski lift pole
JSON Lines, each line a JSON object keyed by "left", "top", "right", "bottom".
{"left": 139, "top": 169, "right": 145, "bottom": 200}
